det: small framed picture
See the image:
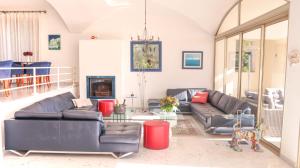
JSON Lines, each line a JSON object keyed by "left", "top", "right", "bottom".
{"left": 48, "top": 34, "right": 61, "bottom": 50}
{"left": 182, "top": 51, "right": 203, "bottom": 69}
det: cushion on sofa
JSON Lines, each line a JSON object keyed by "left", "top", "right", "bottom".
{"left": 100, "top": 122, "right": 141, "bottom": 144}
{"left": 72, "top": 99, "right": 93, "bottom": 108}
{"left": 21, "top": 102, "right": 44, "bottom": 113}
{"left": 207, "top": 90, "right": 217, "bottom": 103}
{"left": 63, "top": 110, "right": 102, "bottom": 121}
{"left": 191, "top": 103, "right": 225, "bottom": 123}
{"left": 230, "top": 100, "right": 250, "bottom": 114}
{"left": 210, "top": 91, "right": 224, "bottom": 107}
{"left": 192, "top": 92, "right": 208, "bottom": 103}
{"left": 58, "top": 92, "right": 76, "bottom": 110}
{"left": 216, "top": 94, "right": 231, "bottom": 111}
{"left": 187, "top": 88, "right": 207, "bottom": 101}
{"left": 14, "top": 111, "right": 62, "bottom": 119}
{"left": 223, "top": 97, "right": 238, "bottom": 114}
{"left": 166, "top": 89, "right": 188, "bottom": 101}
{"left": 38, "top": 97, "right": 64, "bottom": 112}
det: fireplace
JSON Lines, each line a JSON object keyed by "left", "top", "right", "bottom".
{"left": 86, "top": 76, "right": 115, "bottom": 99}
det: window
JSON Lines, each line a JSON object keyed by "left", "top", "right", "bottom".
{"left": 214, "top": 40, "right": 225, "bottom": 92}
{"left": 240, "top": 29, "right": 261, "bottom": 115}
{"left": 241, "top": 0, "right": 286, "bottom": 24}
{"left": 225, "top": 35, "right": 240, "bottom": 97}
{"left": 218, "top": 5, "right": 239, "bottom": 34}
{"left": 0, "top": 12, "right": 40, "bottom": 61}
{"left": 260, "top": 20, "right": 288, "bottom": 148}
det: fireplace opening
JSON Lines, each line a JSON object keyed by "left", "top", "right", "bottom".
{"left": 87, "top": 76, "right": 115, "bottom": 99}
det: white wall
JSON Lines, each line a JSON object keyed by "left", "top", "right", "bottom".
{"left": 79, "top": 40, "right": 123, "bottom": 100}
{"left": 0, "top": 0, "right": 81, "bottom": 81}
{"left": 281, "top": 0, "right": 300, "bottom": 166}
{"left": 79, "top": 4, "right": 214, "bottom": 104}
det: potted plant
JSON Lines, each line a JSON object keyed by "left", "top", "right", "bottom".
{"left": 160, "top": 96, "right": 179, "bottom": 112}
{"left": 114, "top": 99, "right": 126, "bottom": 114}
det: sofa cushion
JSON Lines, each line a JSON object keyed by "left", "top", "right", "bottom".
{"left": 63, "top": 110, "right": 102, "bottom": 121}
{"left": 166, "top": 89, "right": 188, "bottom": 101}
{"left": 224, "top": 97, "right": 238, "bottom": 114}
{"left": 14, "top": 111, "right": 62, "bottom": 119}
{"left": 191, "top": 103, "right": 224, "bottom": 123}
{"left": 75, "top": 105, "right": 98, "bottom": 112}
{"left": 178, "top": 101, "right": 191, "bottom": 112}
{"left": 37, "top": 97, "right": 63, "bottom": 112}
{"left": 58, "top": 92, "right": 76, "bottom": 110}
{"left": 207, "top": 90, "right": 217, "bottom": 103}
{"left": 21, "top": 102, "right": 44, "bottom": 112}
{"left": 210, "top": 91, "right": 224, "bottom": 107}
{"left": 230, "top": 100, "right": 250, "bottom": 114}
{"left": 187, "top": 88, "right": 207, "bottom": 101}
{"left": 192, "top": 92, "right": 208, "bottom": 104}
{"left": 100, "top": 122, "right": 141, "bottom": 144}
{"left": 216, "top": 94, "right": 231, "bottom": 112}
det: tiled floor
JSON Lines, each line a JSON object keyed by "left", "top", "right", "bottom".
{"left": 1, "top": 116, "right": 291, "bottom": 168}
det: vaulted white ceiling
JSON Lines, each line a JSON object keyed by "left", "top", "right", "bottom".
{"left": 46, "top": 0, "right": 238, "bottom": 34}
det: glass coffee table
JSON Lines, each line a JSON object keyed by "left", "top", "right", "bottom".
{"left": 103, "top": 108, "right": 177, "bottom": 127}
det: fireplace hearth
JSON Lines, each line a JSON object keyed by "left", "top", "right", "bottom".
{"left": 86, "top": 76, "right": 115, "bottom": 99}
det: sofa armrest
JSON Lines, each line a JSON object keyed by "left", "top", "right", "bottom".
{"left": 207, "top": 114, "right": 255, "bottom": 128}
{"left": 63, "top": 110, "right": 103, "bottom": 121}
{"left": 15, "top": 111, "right": 62, "bottom": 119}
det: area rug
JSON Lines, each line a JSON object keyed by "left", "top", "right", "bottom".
{"left": 172, "top": 116, "right": 203, "bottom": 136}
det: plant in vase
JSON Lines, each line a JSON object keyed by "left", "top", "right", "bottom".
{"left": 160, "top": 96, "right": 179, "bottom": 112}
{"left": 114, "top": 99, "right": 126, "bottom": 114}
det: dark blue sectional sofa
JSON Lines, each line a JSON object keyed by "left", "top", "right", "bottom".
{"left": 4, "top": 92, "right": 141, "bottom": 158}
{"left": 167, "top": 88, "right": 256, "bottom": 134}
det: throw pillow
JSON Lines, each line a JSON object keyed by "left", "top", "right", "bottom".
{"left": 193, "top": 92, "right": 209, "bottom": 103}
{"left": 72, "top": 99, "right": 93, "bottom": 108}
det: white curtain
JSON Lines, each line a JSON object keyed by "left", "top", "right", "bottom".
{"left": 0, "top": 12, "right": 40, "bottom": 62}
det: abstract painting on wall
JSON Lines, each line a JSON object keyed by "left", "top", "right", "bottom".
{"left": 130, "top": 41, "right": 162, "bottom": 72}
{"left": 48, "top": 34, "right": 61, "bottom": 50}
{"left": 182, "top": 51, "right": 203, "bottom": 69}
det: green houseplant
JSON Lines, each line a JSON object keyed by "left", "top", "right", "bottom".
{"left": 160, "top": 96, "right": 179, "bottom": 112}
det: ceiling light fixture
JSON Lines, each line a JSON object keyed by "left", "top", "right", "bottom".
{"left": 131, "top": 0, "right": 159, "bottom": 41}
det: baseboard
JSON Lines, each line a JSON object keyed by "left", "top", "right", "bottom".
{"left": 280, "top": 154, "right": 297, "bottom": 168}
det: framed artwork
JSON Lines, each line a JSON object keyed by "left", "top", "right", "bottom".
{"left": 130, "top": 41, "right": 162, "bottom": 72}
{"left": 182, "top": 51, "right": 203, "bottom": 69}
{"left": 48, "top": 34, "right": 61, "bottom": 50}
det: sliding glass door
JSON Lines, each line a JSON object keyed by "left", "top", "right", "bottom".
{"left": 240, "top": 28, "right": 262, "bottom": 115}
{"left": 260, "top": 20, "right": 288, "bottom": 148}
{"left": 225, "top": 35, "right": 240, "bottom": 97}
{"left": 215, "top": 40, "right": 225, "bottom": 92}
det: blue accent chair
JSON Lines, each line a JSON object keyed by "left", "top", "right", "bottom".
{"left": 0, "top": 60, "right": 13, "bottom": 96}
{"left": 11, "top": 62, "right": 24, "bottom": 87}
{"left": 26, "top": 62, "right": 52, "bottom": 87}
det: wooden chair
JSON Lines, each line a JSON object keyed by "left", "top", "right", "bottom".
{"left": 0, "top": 60, "right": 13, "bottom": 96}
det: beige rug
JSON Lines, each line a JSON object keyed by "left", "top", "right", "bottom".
{"left": 172, "top": 115, "right": 203, "bottom": 136}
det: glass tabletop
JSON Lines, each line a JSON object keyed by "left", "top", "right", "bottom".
{"left": 103, "top": 108, "right": 178, "bottom": 121}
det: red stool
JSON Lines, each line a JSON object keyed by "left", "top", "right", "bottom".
{"left": 98, "top": 100, "right": 115, "bottom": 117}
{"left": 143, "top": 120, "right": 169, "bottom": 150}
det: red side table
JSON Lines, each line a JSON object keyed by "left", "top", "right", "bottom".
{"left": 98, "top": 100, "right": 115, "bottom": 117}
{"left": 143, "top": 120, "right": 169, "bottom": 150}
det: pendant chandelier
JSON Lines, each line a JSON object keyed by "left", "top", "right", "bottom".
{"left": 131, "top": 0, "right": 160, "bottom": 42}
